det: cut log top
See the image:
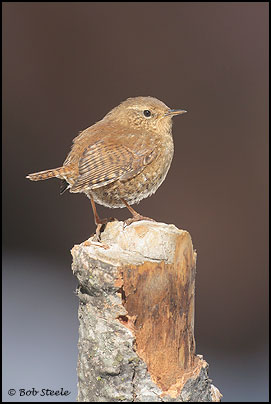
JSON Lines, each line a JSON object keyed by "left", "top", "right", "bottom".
{"left": 73, "top": 220, "right": 194, "bottom": 265}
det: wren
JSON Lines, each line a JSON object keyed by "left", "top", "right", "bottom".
{"left": 26, "top": 96, "right": 187, "bottom": 238}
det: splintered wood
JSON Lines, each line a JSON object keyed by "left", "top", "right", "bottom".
{"left": 72, "top": 221, "right": 222, "bottom": 402}
{"left": 116, "top": 231, "right": 196, "bottom": 392}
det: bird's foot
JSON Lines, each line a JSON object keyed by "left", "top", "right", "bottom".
{"left": 124, "top": 214, "right": 155, "bottom": 227}
{"left": 94, "top": 217, "right": 118, "bottom": 242}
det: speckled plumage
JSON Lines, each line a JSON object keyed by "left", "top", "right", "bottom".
{"left": 27, "top": 96, "right": 186, "bottom": 228}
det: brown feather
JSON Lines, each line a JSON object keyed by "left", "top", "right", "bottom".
{"left": 26, "top": 166, "right": 72, "bottom": 181}
{"left": 70, "top": 137, "right": 155, "bottom": 193}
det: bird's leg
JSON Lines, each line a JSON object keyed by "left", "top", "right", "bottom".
{"left": 89, "top": 196, "right": 116, "bottom": 241}
{"left": 121, "top": 198, "right": 155, "bottom": 226}
{"left": 90, "top": 196, "right": 104, "bottom": 225}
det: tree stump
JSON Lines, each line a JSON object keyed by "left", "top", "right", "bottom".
{"left": 71, "top": 220, "right": 222, "bottom": 402}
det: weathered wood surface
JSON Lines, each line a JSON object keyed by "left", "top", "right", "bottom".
{"left": 72, "top": 220, "right": 222, "bottom": 402}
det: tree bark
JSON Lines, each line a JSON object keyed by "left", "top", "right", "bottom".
{"left": 71, "top": 220, "right": 222, "bottom": 402}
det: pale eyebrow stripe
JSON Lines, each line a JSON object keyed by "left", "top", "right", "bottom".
{"left": 127, "top": 106, "right": 145, "bottom": 110}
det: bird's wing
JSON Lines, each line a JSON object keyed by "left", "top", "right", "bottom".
{"left": 70, "top": 138, "right": 155, "bottom": 192}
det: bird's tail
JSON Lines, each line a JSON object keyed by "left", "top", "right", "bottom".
{"left": 26, "top": 166, "right": 70, "bottom": 181}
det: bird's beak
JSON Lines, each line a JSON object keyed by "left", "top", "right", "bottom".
{"left": 165, "top": 109, "right": 187, "bottom": 117}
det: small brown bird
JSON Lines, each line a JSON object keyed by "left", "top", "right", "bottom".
{"left": 26, "top": 96, "right": 186, "bottom": 238}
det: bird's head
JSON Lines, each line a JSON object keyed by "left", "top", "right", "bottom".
{"left": 105, "top": 96, "right": 187, "bottom": 132}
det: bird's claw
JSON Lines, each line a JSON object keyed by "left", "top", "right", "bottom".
{"left": 94, "top": 217, "right": 118, "bottom": 241}
{"left": 123, "top": 214, "right": 155, "bottom": 228}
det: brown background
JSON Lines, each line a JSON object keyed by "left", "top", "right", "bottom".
{"left": 3, "top": 2, "right": 268, "bottom": 401}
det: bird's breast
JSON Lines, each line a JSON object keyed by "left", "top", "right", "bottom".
{"left": 90, "top": 133, "right": 174, "bottom": 208}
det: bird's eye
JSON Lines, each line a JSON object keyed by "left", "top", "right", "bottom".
{"left": 143, "top": 110, "right": 151, "bottom": 118}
